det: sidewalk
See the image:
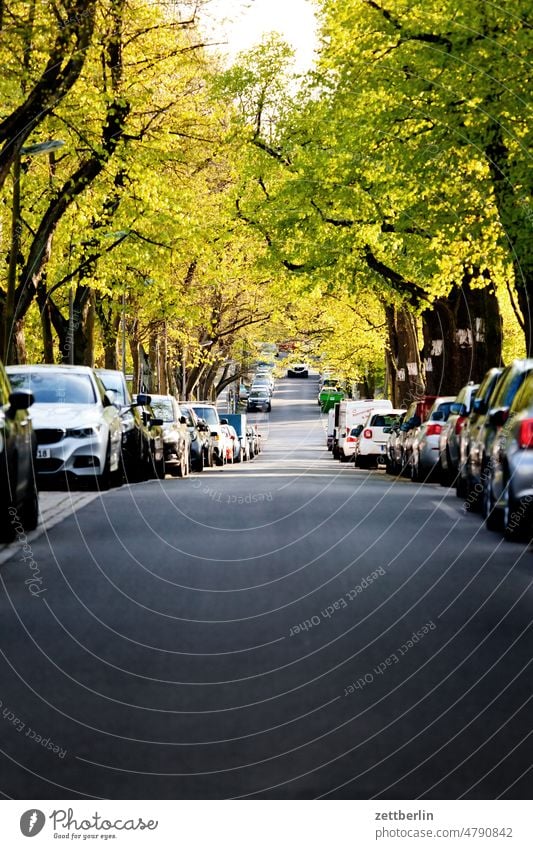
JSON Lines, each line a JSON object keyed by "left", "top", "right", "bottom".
{"left": 0, "top": 490, "right": 98, "bottom": 566}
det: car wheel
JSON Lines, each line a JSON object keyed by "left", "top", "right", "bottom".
{"left": 455, "top": 469, "right": 467, "bottom": 499}
{"left": 483, "top": 472, "right": 503, "bottom": 532}
{"left": 502, "top": 477, "right": 532, "bottom": 542}
{"left": 194, "top": 450, "right": 204, "bottom": 473}
{"left": 21, "top": 473, "right": 39, "bottom": 531}
{"left": 410, "top": 456, "right": 421, "bottom": 483}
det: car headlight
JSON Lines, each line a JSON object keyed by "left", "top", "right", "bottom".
{"left": 66, "top": 426, "right": 101, "bottom": 438}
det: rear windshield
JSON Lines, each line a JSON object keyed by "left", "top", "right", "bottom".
{"left": 370, "top": 413, "right": 402, "bottom": 427}
{"left": 430, "top": 401, "right": 454, "bottom": 421}
{"left": 9, "top": 371, "right": 96, "bottom": 404}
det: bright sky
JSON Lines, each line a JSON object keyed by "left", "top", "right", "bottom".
{"left": 204, "top": 0, "right": 319, "bottom": 72}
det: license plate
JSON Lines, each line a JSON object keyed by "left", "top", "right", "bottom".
{"left": 36, "top": 447, "right": 51, "bottom": 459}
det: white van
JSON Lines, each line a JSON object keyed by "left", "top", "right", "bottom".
{"left": 337, "top": 399, "right": 393, "bottom": 460}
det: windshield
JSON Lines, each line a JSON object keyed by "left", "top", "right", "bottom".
{"left": 192, "top": 406, "right": 219, "bottom": 427}
{"left": 9, "top": 371, "right": 96, "bottom": 405}
{"left": 151, "top": 398, "right": 175, "bottom": 422}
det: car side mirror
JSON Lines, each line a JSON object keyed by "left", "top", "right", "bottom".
{"left": 383, "top": 426, "right": 392, "bottom": 434}
{"left": 150, "top": 417, "right": 164, "bottom": 427}
{"left": 473, "top": 398, "right": 486, "bottom": 415}
{"left": 135, "top": 393, "right": 151, "bottom": 406}
{"left": 220, "top": 418, "right": 228, "bottom": 424}
{"left": 8, "top": 390, "right": 34, "bottom": 415}
{"left": 210, "top": 431, "right": 218, "bottom": 438}
{"left": 180, "top": 416, "right": 187, "bottom": 425}
{"left": 488, "top": 407, "right": 509, "bottom": 428}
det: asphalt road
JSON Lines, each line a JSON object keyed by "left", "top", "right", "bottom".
{"left": 1, "top": 376, "right": 532, "bottom": 800}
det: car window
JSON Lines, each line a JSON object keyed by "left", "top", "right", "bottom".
{"left": 492, "top": 367, "right": 528, "bottom": 409}
{"left": 192, "top": 406, "right": 219, "bottom": 427}
{"left": 510, "top": 370, "right": 533, "bottom": 412}
{"left": 370, "top": 413, "right": 401, "bottom": 427}
{"left": 432, "top": 401, "right": 454, "bottom": 420}
{"left": 151, "top": 398, "right": 175, "bottom": 422}
{"left": 97, "top": 372, "right": 128, "bottom": 404}
{"left": 9, "top": 371, "right": 97, "bottom": 404}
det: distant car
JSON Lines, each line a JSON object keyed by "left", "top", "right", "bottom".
{"left": 181, "top": 404, "right": 213, "bottom": 470}
{"left": 96, "top": 368, "right": 153, "bottom": 482}
{"left": 468, "top": 359, "right": 533, "bottom": 512}
{"left": 7, "top": 365, "right": 122, "bottom": 490}
{"left": 247, "top": 389, "right": 271, "bottom": 413}
{"left": 354, "top": 409, "right": 405, "bottom": 469}
{"left": 287, "top": 364, "right": 309, "bottom": 378}
{"left": 456, "top": 368, "right": 503, "bottom": 500}
{"left": 190, "top": 403, "right": 225, "bottom": 466}
{"left": 251, "top": 377, "right": 273, "bottom": 397}
{"left": 149, "top": 395, "right": 190, "bottom": 477}
{"left": 220, "top": 423, "right": 236, "bottom": 463}
{"left": 223, "top": 414, "right": 250, "bottom": 462}
{"left": 132, "top": 395, "right": 166, "bottom": 479}
{"left": 337, "top": 400, "right": 393, "bottom": 461}
{"left": 396, "top": 396, "right": 438, "bottom": 476}
{"left": 385, "top": 413, "right": 406, "bottom": 475}
{"left": 438, "top": 383, "right": 479, "bottom": 486}
{"left": 482, "top": 368, "right": 533, "bottom": 540}
{"left": 409, "top": 397, "right": 456, "bottom": 481}
{"left": 0, "top": 361, "right": 38, "bottom": 542}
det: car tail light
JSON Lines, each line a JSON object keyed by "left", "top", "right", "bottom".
{"left": 346, "top": 436, "right": 357, "bottom": 443}
{"left": 426, "top": 423, "right": 442, "bottom": 436}
{"left": 455, "top": 416, "right": 466, "bottom": 435}
{"left": 518, "top": 419, "right": 533, "bottom": 449}
{"left": 363, "top": 429, "right": 372, "bottom": 439}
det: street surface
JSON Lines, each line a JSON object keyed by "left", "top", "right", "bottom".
{"left": 0, "top": 377, "right": 532, "bottom": 799}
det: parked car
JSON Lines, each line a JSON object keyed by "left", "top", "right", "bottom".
{"left": 131, "top": 395, "right": 166, "bottom": 479}
{"left": 482, "top": 368, "right": 533, "bottom": 540}
{"left": 96, "top": 368, "right": 153, "bottom": 482}
{"left": 223, "top": 414, "right": 251, "bottom": 462}
{"left": 220, "top": 423, "right": 236, "bottom": 463}
{"left": 246, "top": 424, "right": 256, "bottom": 459}
{"left": 354, "top": 409, "right": 405, "bottom": 469}
{"left": 385, "top": 413, "right": 406, "bottom": 475}
{"left": 456, "top": 368, "right": 503, "bottom": 499}
{"left": 409, "top": 396, "right": 456, "bottom": 481}
{"left": 247, "top": 389, "right": 271, "bottom": 413}
{"left": 467, "top": 359, "right": 533, "bottom": 511}
{"left": 7, "top": 365, "right": 123, "bottom": 489}
{"left": 251, "top": 423, "right": 262, "bottom": 455}
{"left": 337, "top": 399, "right": 393, "bottom": 461}
{"left": 438, "top": 382, "right": 479, "bottom": 486}
{"left": 149, "top": 394, "right": 190, "bottom": 477}
{"left": 181, "top": 404, "right": 213, "bottom": 470}
{"left": 0, "top": 361, "right": 38, "bottom": 542}
{"left": 190, "top": 403, "right": 226, "bottom": 466}
{"left": 327, "top": 408, "right": 336, "bottom": 450}
{"left": 396, "top": 396, "right": 438, "bottom": 476}
{"left": 287, "top": 364, "right": 309, "bottom": 378}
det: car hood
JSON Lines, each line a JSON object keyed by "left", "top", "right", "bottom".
{"left": 29, "top": 403, "right": 105, "bottom": 429}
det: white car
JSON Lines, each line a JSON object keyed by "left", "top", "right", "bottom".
{"left": 287, "top": 363, "right": 309, "bottom": 378}
{"left": 337, "top": 399, "right": 393, "bottom": 460}
{"left": 354, "top": 409, "right": 406, "bottom": 469}
{"left": 7, "top": 364, "right": 123, "bottom": 488}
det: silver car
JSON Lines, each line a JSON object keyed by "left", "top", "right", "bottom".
{"left": 7, "top": 365, "right": 122, "bottom": 489}
{"left": 410, "top": 397, "right": 456, "bottom": 482}
{"left": 482, "top": 368, "right": 533, "bottom": 540}
{"left": 439, "top": 382, "right": 479, "bottom": 486}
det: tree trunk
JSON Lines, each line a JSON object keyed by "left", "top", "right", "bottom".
{"left": 385, "top": 304, "right": 425, "bottom": 407}
{"left": 421, "top": 272, "right": 503, "bottom": 395}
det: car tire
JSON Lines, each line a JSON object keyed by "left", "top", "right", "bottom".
{"left": 483, "top": 473, "right": 503, "bottom": 532}
{"left": 410, "top": 456, "right": 421, "bottom": 483}
{"left": 502, "top": 476, "right": 532, "bottom": 542}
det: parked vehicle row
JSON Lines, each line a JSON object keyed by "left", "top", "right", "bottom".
{"left": 327, "top": 358, "right": 533, "bottom": 545}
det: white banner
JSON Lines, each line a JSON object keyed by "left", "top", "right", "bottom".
{"left": 1, "top": 800, "right": 531, "bottom": 848}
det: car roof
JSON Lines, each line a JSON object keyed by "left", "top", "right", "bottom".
{"left": 7, "top": 363, "right": 95, "bottom": 374}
